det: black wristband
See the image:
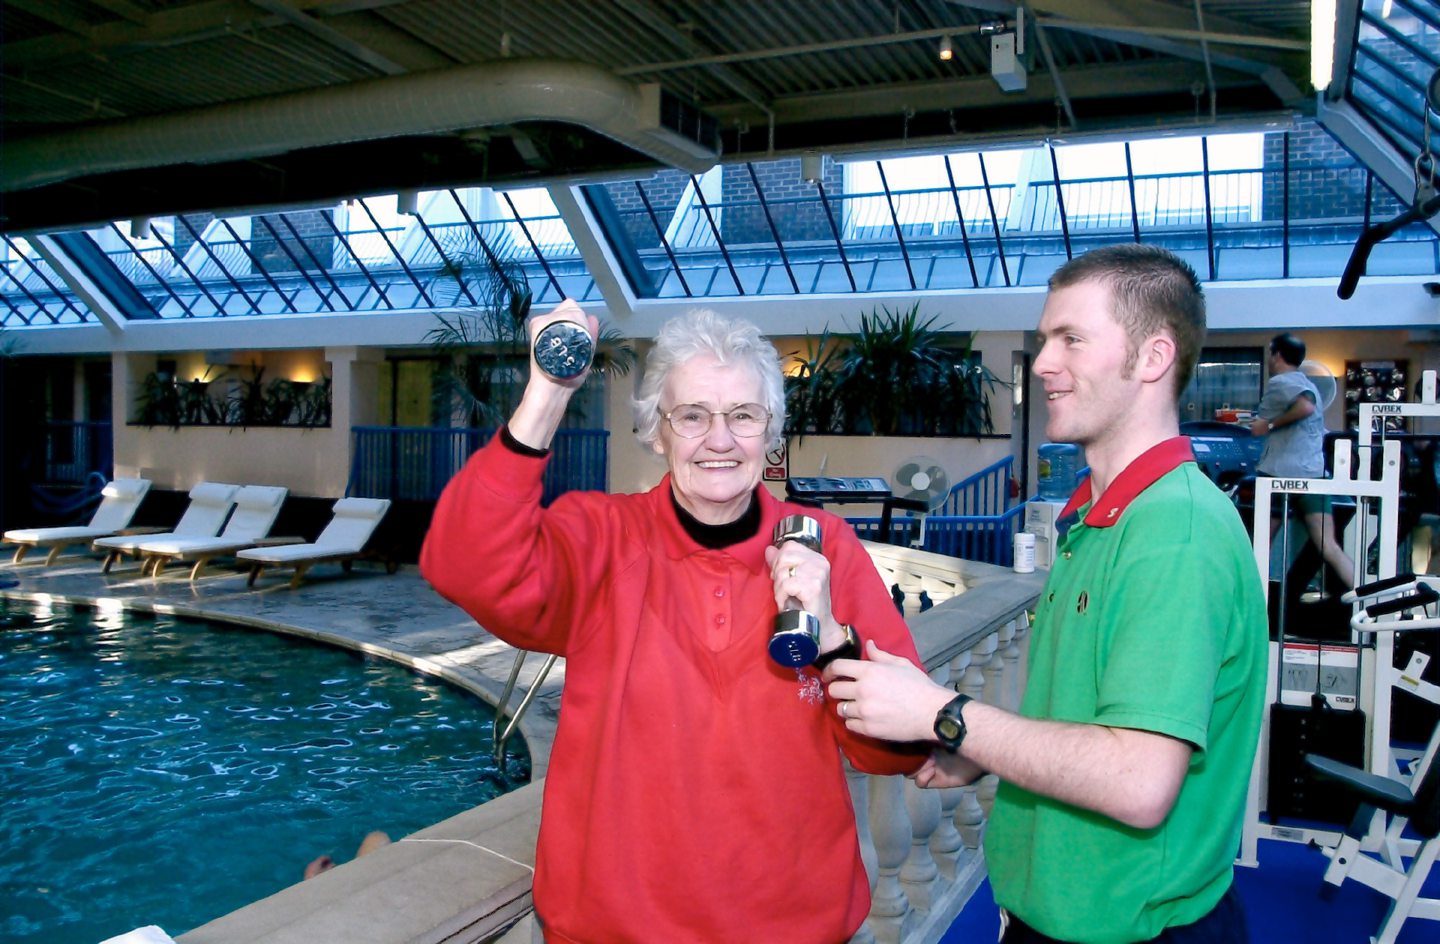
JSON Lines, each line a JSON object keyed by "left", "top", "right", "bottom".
{"left": 813, "top": 624, "right": 860, "bottom": 672}
{"left": 500, "top": 425, "right": 550, "bottom": 457}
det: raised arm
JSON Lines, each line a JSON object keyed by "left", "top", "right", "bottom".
{"left": 420, "top": 299, "right": 606, "bottom": 653}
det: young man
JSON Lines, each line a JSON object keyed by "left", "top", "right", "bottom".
{"left": 1250, "top": 332, "right": 1355, "bottom": 590}
{"left": 825, "top": 244, "right": 1268, "bottom": 943}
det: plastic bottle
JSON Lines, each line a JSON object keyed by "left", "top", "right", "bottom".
{"left": 1013, "top": 531, "right": 1036, "bottom": 573}
{"left": 1036, "top": 442, "right": 1080, "bottom": 501}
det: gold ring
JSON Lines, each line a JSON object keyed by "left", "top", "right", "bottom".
{"left": 788, "top": 566, "right": 796, "bottom": 579}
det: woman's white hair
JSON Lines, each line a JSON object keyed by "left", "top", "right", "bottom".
{"left": 632, "top": 308, "right": 786, "bottom": 450}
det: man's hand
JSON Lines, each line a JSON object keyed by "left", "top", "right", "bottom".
{"left": 822, "top": 640, "right": 955, "bottom": 743}
{"left": 910, "top": 751, "right": 985, "bottom": 789}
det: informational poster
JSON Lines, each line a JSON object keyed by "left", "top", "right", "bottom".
{"left": 764, "top": 442, "right": 788, "bottom": 481}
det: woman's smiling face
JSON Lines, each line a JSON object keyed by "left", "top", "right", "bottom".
{"left": 655, "top": 353, "right": 768, "bottom": 525}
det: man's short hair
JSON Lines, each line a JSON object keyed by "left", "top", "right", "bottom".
{"left": 1269, "top": 333, "right": 1306, "bottom": 368}
{"left": 1048, "top": 244, "right": 1206, "bottom": 398}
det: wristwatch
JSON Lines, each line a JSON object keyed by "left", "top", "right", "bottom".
{"left": 934, "top": 694, "right": 973, "bottom": 752}
{"left": 813, "top": 624, "right": 860, "bottom": 672}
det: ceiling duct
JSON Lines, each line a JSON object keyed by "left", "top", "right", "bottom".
{"left": 0, "top": 59, "right": 718, "bottom": 193}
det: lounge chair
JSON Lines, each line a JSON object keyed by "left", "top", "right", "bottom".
{"left": 93, "top": 482, "right": 241, "bottom": 573}
{"left": 237, "top": 497, "right": 393, "bottom": 588}
{"left": 136, "top": 485, "right": 297, "bottom": 580}
{"left": 3, "top": 478, "right": 153, "bottom": 565}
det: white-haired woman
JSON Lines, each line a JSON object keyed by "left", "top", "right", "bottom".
{"left": 422, "top": 299, "right": 925, "bottom": 944}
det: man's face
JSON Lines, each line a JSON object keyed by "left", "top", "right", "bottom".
{"left": 1033, "top": 280, "right": 1145, "bottom": 449}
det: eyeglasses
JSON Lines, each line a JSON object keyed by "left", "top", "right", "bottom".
{"left": 660, "top": 403, "right": 771, "bottom": 439}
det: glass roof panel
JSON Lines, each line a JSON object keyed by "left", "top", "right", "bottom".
{"left": 0, "top": 186, "right": 595, "bottom": 329}
{"left": 1350, "top": 0, "right": 1440, "bottom": 168}
{"left": 1, "top": 237, "right": 94, "bottom": 326}
{"left": 5, "top": 100, "right": 1440, "bottom": 331}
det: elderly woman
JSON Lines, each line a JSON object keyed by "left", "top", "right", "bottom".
{"left": 421, "top": 300, "right": 924, "bottom": 944}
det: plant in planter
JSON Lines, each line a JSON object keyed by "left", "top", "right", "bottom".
{"left": 784, "top": 327, "right": 846, "bottom": 440}
{"left": 836, "top": 303, "right": 947, "bottom": 435}
{"left": 225, "top": 364, "right": 271, "bottom": 426}
{"left": 176, "top": 366, "right": 227, "bottom": 425}
{"left": 427, "top": 264, "right": 635, "bottom": 428}
{"left": 293, "top": 376, "right": 333, "bottom": 427}
{"left": 782, "top": 303, "right": 1004, "bottom": 437}
{"left": 135, "top": 369, "right": 183, "bottom": 428}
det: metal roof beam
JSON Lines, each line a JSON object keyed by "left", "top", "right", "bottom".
{"left": 1, "top": 0, "right": 410, "bottom": 68}
{"left": 245, "top": 0, "right": 408, "bottom": 76}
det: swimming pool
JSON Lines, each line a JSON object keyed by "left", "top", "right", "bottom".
{"left": 0, "top": 596, "right": 529, "bottom": 944}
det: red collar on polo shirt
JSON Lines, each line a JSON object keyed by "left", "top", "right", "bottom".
{"left": 1059, "top": 436, "right": 1196, "bottom": 529}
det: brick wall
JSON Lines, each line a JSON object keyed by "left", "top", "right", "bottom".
{"left": 172, "top": 212, "right": 215, "bottom": 258}
{"left": 599, "top": 158, "right": 845, "bottom": 249}
{"left": 719, "top": 158, "right": 845, "bottom": 245}
{"left": 251, "top": 209, "right": 337, "bottom": 274}
{"left": 1262, "top": 120, "right": 1405, "bottom": 221}
{"left": 599, "top": 170, "right": 690, "bottom": 250}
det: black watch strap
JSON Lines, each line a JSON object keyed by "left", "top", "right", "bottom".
{"left": 813, "top": 624, "right": 860, "bottom": 671}
{"left": 934, "top": 693, "right": 973, "bottom": 752}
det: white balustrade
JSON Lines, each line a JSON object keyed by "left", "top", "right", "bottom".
{"left": 850, "top": 542, "right": 1046, "bottom": 944}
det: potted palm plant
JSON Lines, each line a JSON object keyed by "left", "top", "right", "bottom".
{"left": 783, "top": 304, "right": 1002, "bottom": 438}
{"left": 426, "top": 263, "right": 635, "bottom": 428}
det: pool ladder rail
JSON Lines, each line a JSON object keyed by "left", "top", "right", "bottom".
{"left": 492, "top": 649, "right": 558, "bottom": 767}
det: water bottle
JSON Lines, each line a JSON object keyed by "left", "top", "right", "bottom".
{"left": 1013, "top": 531, "right": 1036, "bottom": 573}
{"left": 1036, "top": 442, "right": 1079, "bottom": 501}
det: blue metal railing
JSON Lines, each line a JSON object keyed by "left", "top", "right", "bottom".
{"left": 849, "top": 455, "right": 1022, "bottom": 565}
{"left": 347, "top": 426, "right": 608, "bottom": 504}
{"left": 43, "top": 420, "right": 113, "bottom": 484}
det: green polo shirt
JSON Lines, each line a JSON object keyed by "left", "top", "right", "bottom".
{"left": 985, "top": 437, "right": 1267, "bottom": 944}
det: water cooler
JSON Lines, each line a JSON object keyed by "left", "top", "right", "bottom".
{"left": 1024, "top": 499, "right": 1068, "bottom": 568}
{"left": 1023, "top": 443, "right": 1080, "bottom": 568}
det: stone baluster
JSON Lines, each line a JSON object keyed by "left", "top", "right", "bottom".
{"left": 920, "top": 574, "right": 959, "bottom": 608}
{"left": 948, "top": 647, "right": 990, "bottom": 848}
{"left": 896, "top": 571, "right": 925, "bottom": 619}
{"left": 847, "top": 764, "right": 878, "bottom": 944}
{"left": 866, "top": 773, "right": 916, "bottom": 944}
{"left": 1011, "top": 609, "right": 1031, "bottom": 699}
{"left": 1000, "top": 611, "right": 1030, "bottom": 711}
{"left": 928, "top": 656, "right": 967, "bottom": 877}
{"left": 900, "top": 777, "right": 942, "bottom": 914}
{"left": 961, "top": 633, "right": 998, "bottom": 817}
{"left": 977, "top": 623, "right": 1012, "bottom": 813}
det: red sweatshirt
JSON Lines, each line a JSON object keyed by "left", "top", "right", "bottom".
{"left": 421, "top": 438, "right": 926, "bottom": 944}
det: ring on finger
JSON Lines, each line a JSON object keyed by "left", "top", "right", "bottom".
{"left": 839, "top": 701, "right": 849, "bottom": 718}
{"left": 787, "top": 565, "right": 796, "bottom": 579}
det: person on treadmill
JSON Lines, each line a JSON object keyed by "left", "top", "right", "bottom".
{"left": 1250, "top": 332, "right": 1356, "bottom": 591}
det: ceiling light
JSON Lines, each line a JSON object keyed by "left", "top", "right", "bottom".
{"left": 1311, "top": 0, "right": 1336, "bottom": 91}
{"left": 800, "top": 152, "right": 825, "bottom": 184}
{"left": 938, "top": 35, "right": 953, "bottom": 61}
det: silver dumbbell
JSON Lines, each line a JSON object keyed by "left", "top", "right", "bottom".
{"left": 769, "top": 514, "right": 823, "bottom": 667}
{"left": 533, "top": 320, "right": 594, "bottom": 380}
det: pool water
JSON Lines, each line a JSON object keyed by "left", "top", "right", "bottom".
{"left": 0, "top": 597, "right": 529, "bottom": 944}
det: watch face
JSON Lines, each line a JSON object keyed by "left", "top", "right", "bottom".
{"left": 936, "top": 716, "right": 962, "bottom": 741}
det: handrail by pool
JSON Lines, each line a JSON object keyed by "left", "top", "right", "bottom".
{"left": 492, "top": 650, "right": 559, "bottom": 767}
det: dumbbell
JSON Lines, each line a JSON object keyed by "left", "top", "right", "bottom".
{"left": 532, "top": 319, "right": 594, "bottom": 380}
{"left": 769, "top": 514, "right": 823, "bottom": 667}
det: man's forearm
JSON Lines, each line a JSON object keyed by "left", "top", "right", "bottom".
{"left": 956, "top": 701, "right": 1191, "bottom": 829}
